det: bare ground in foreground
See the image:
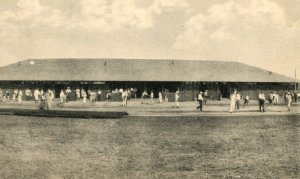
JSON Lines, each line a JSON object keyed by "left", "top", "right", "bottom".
{"left": 0, "top": 115, "right": 299, "bottom": 178}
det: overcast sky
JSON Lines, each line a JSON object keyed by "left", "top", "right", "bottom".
{"left": 0, "top": 0, "right": 299, "bottom": 78}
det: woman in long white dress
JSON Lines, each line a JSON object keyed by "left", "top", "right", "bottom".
{"left": 230, "top": 90, "right": 237, "bottom": 113}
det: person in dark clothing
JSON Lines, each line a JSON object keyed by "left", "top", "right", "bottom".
{"left": 258, "top": 91, "right": 266, "bottom": 112}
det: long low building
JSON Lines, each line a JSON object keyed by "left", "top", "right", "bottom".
{"left": 0, "top": 58, "right": 297, "bottom": 100}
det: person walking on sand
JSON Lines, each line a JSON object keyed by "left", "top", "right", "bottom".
{"left": 230, "top": 90, "right": 237, "bottom": 113}
{"left": 258, "top": 91, "right": 266, "bottom": 112}
{"left": 196, "top": 91, "right": 203, "bottom": 111}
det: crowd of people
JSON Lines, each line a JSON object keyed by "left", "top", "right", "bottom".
{"left": 0, "top": 88, "right": 55, "bottom": 110}
{"left": 228, "top": 89, "right": 297, "bottom": 113}
{"left": 0, "top": 87, "right": 298, "bottom": 112}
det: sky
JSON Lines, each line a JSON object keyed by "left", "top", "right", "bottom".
{"left": 0, "top": 0, "right": 299, "bottom": 78}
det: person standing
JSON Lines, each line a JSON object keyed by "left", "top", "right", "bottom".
{"left": 4, "top": 90, "right": 10, "bottom": 101}
{"left": 274, "top": 92, "right": 279, "bottom": 105}
{"left": 66, "top": 87, "right": 71, "bottom": 102}
{"left": 106, "top": 90, "right": 111, "bottom": 102}
{"left": 40, "top": 89, "right": 45, "bottom": 101}
{"left": 60, "top": 90, "right": 65, "bottom": 104}
{"left": 150, "top": 91, "right": 154, "bottom": 103}
{"left": 196, "top": 91, "right": 203, "bottom": 111}
{"left": 18, "top": 90, "right": 23, "bottom": 104}
{"left": 203, "top": 90, "right": 208, "bottom": 105}
{"left": 97, "top": 90, "right": 102, "bottom": 102}
{"left": 12, "top": 89, "right": 18, "bottom": 101}
{"left": 175, "top": 90, "right": 180, "bottom": 108}
{"left": 34, "top": 88, "right": 40, "bottom": 103}
{"left": 230, "top": 90, "right": 237, "bottom": 113}
{"left": 0, "top": 89, "right": 3, "bottom": 102}
{"left": 258, "top": 91, "right": 266, "bottom": 112}
{"left": 268, "top": 91, "right": 273, "bottom": 104}
{"left": 158, "top": 91, "right": 163, "bottom": 103}
{"left": 25, "top": 89, "right": 31, "bottom": 101}
{"left": 141, "top": 90, "right": 148, "bottom": 104}
{"left": 287, "top": 92, "right": 292, "bottom": 111}
{"left": 82, "top": 90, "right": 87, "bottom": 104}
{"left": 236, "top": 92, "right": 241, "bottom": 110}
{"left": 122, "top": 90, "right": 128, "bottom": 106}
{"left": 243, "top": 95, "right": 249, "bottom": 107}
{"left": 164, "top": 90, "right": 169, "bottom": 102}
{"left": 75, "top": 88, "right": 80, "bottom": 100}
{"left": 46, "top": 89, "right": 54, "bottom": 110}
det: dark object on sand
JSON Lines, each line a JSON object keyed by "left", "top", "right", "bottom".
{"left": 0, "top": 108, "right": 128, "bottom": 118}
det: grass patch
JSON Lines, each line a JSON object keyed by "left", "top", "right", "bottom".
{"left": 0, "top": 115, "right": 298, "bottom": 178}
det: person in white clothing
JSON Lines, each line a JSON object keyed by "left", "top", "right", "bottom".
{"left": 122, "top": 90, "right": 128, "bottom": 106}
{"left": 60, "top": 90, "right": 65, "bottom": 104}
{"left": 18, "top": 90, "right": 23, "bottom": 104}
{"left": 12, "top": 89, "right": 18, "bottom": 101}
{"left": 76, "top": 88, "right": 80, "bottom": 100}
{"left": 287, "top": 92, "right": 292, "bottom": 111}
{"left": 230, "top": 90, "right": 237, "bottom": 113}
{"left": 274, "top": 93, "right": 279, "bottom": 104}
{"left": 150, "top": 91, "right": 154, "bottom": 103}
{"left": 158, "top": 91, "right": 163, "bottom": 103}
{"left": 46, "top": 89, "right": 54, "bottom": 110}
{"left": 175, "top": 90, "right": 180, "bottom": 108}
{"left": 34, "top": 89, "right": 40, "bottom": 102}
{"left": 82, "top": 90, "right": 87, "bottom": 104}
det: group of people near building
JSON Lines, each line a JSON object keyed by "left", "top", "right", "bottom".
{"left": 141, "top": 90, "right": 174, "bottom": 106}
{"left": 58, "top": 87, "right": 135, "bottom": 105}
{"left": 0, "top": 87, "right": 297, "bottom": 112}
{"left": 229, "top": 89, "right": 296, "bottom": 113}
{"left": 0, "top": 88, "right": 54, "bottom": 110}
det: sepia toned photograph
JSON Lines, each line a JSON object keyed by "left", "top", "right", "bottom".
{"left": 0, "top": 0, "right": 299, "bottom": 178}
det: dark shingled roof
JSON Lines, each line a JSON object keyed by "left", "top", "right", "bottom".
{"left": 0, "top": 58, "right": 295, "bottom": 82}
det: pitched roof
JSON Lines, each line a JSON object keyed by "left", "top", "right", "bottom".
{"left": 0, "top": 58, "right": 296, "bottom": 82}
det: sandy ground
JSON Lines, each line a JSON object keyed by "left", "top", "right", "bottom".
{"left": 0, "top": 98, "right": 299, "bottom": 116}
{"left": 0, "top": 115, "right": 298, "bottom": 178}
